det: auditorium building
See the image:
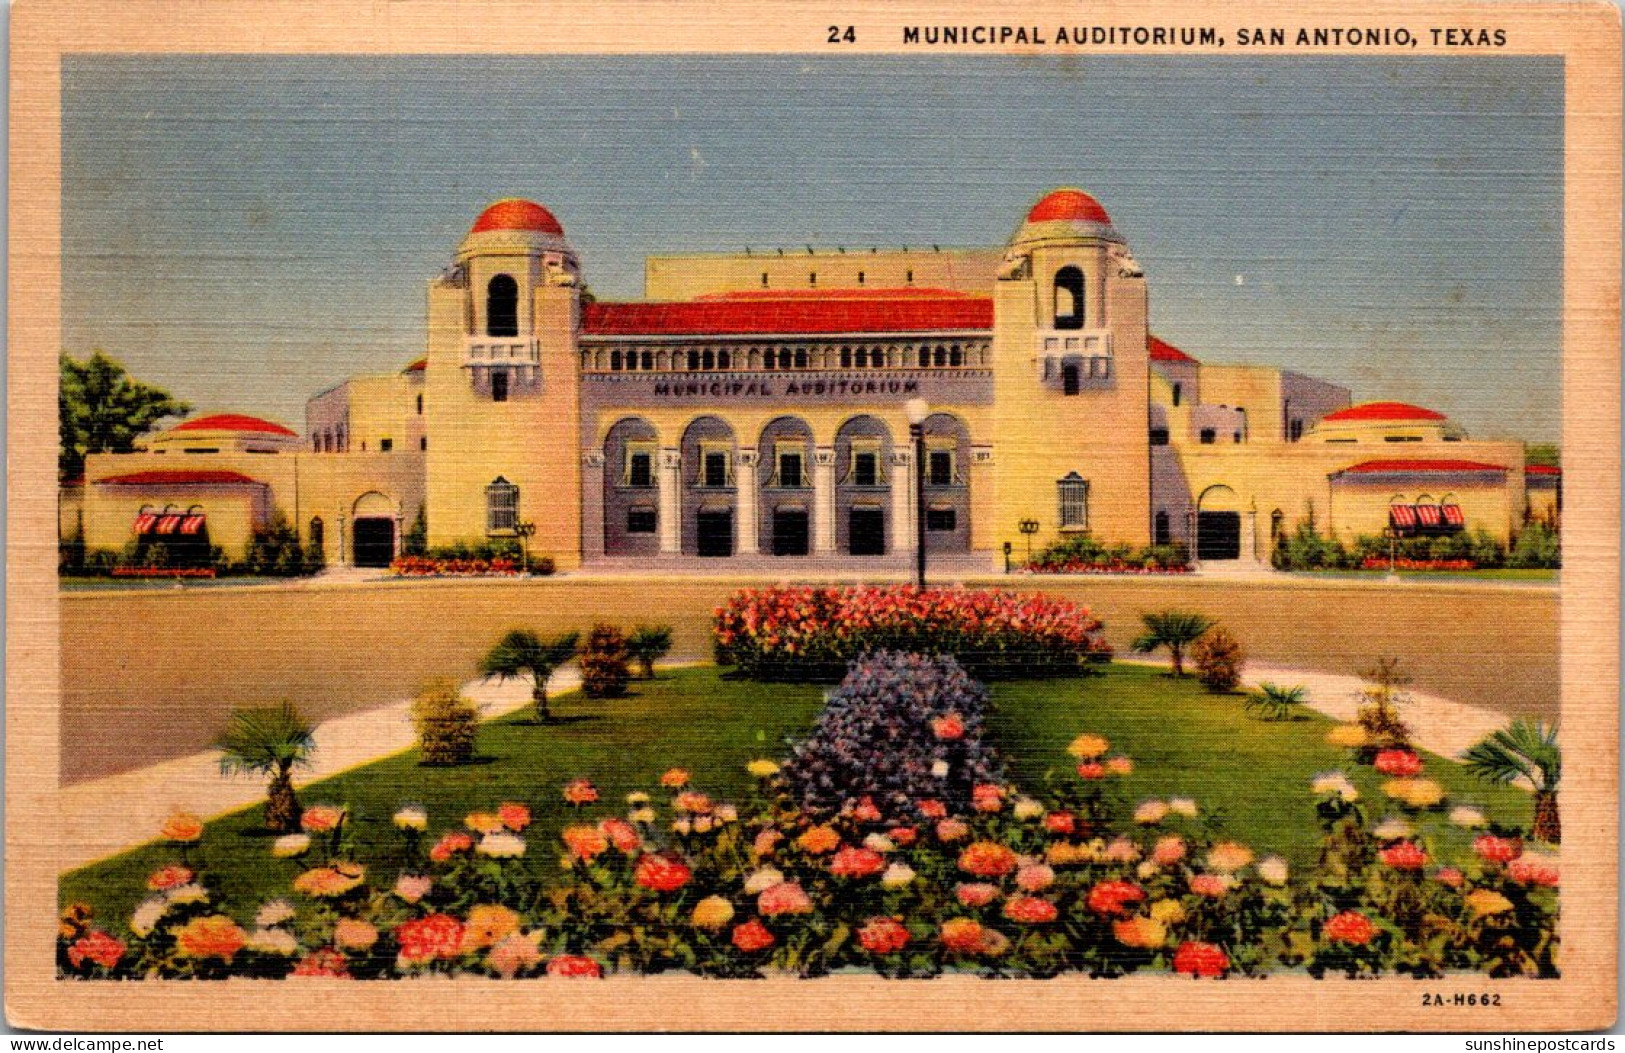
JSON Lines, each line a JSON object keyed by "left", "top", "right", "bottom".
{"left": 66, "top": 188, "right": 1550, "bottom": 571}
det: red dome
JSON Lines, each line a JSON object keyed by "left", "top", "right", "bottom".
{"left": 470, "top": 198, "right": 564, "bottom": 236}
{"left": 1027, "top": 188, "right": 1112, "bottom": 225}
{"left": 1322, "top": 402, "right": 1447, "bottom": 424}
{"left": 172, "top": 413, "right": 297, "bottom": 437}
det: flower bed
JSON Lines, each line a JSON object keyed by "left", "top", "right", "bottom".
{"left": 110, "top": 567, "right": 217, "bottom": 579}
{"left": 389, "top": 556, "right": 554, "bottom": 578}
{"left": 780, "top": 653, "right": 1004, "bottom": 819}
{"left": 1359, "top": 557, "right": 1477, "bottom": 572}
{"left": 60, "top": 719, "right": 1557, "bottom": 980}
{"left": 713, "top": 586, "right": 1111, "bottom": 681}
{"left": 1024, "top": 560, "right": 1192, "bottom": 575}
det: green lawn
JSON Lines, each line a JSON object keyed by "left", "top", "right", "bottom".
{"left": 1282, "top": 568, "right": 1558, "bottom": 584}
{"left": 61, "top": 663, "right": 1532, "bottom": 927}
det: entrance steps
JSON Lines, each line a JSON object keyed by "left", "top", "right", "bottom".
{"left": 578, "top": 552, "right": 1001, "bottom": 580}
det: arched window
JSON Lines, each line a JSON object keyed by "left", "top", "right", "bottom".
{"left": 1057, "top": 473, "right": 1090, "bottom": 529}
{"left": 486, "top": 477, "right": 520, "bottom": 534}
{"left": 1172, "top": 383, "right": 1182, "bottom": 407}
{"left": 1053, "top": 266, "right": 1085, "bottom": 330}
{"left": 415, "top": 393, "right": 423, "bottom": 415}
{"left": 486, "top": 274, "right": 519, "bottom": 337}
{"left": 309, "top": 517, "right": 325, "bottom": 555}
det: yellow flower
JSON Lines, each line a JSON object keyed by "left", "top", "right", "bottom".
{"left": 1465, "top": 889, "right": 1515, "bottom": 918}
{"left": 1205, "top": 841, "right": 1255, "bottom": 874}
{"left": 465, "top": 811, "right": 505, "bottom": 835}
{"left": 160, "top": 812, "right": 204, "bottom": 843}
{"left": 691, "top": 896, "right": 735, "bottom": 930}
{"left": 292, "top": 863, "right": 366, "bottom": 898}
{"left": 1113, "top": 915, "right": 1167, "bottom": 949}
{"left": 1384, "top": 778, "right": 1446, "bottom": 809}
{"left": 746, "top": 760, "right": 780, "bottom": 778}
{"left": 1325, "top": 724, "right": 1370, "bottom": 749}
{"left": 1149, "top": 899, "right": 1187, "bottom": 926}
{"left": 1066, "top": 733, "right": 1110, "bottom": 760}
{"left": 463, "top": 904, "right": 522, "bottom": 951}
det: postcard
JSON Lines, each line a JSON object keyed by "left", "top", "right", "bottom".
{"left": 8, "top": 0, "right": 1620, "bottom": 1033}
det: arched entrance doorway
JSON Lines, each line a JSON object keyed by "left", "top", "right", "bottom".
{"left": 352, "top": 492, "right": 397, "bottom": 568}
{"left": 1195, "top": 485, "right": 1242, "bottom": 561}
{"left": 680, "top": 416, "right": 737, "bottom": 558}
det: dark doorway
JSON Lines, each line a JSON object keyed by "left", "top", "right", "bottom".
{"left": 1062, "top": 363, "right": 1080, "bottom": 395}
{"left": 771, "top": 509, "right": 809, "bottom": 556}
{"left": 1196, "top": 511, "right": 1241, "bottom": 561}
{"left": 353, "top": 517, "right": 396, "bottom": 567}
{"left": 697, "top": 510, "right": 734, "bottom": 557}
{"left": 848, "top": 508, "right": 885, "bottom": 555}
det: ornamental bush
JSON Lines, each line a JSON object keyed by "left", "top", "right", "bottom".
{"left": 713, "top": 586, "right": 1111, "bottom": 682}
{"left": 1026, "top": 535, "right": 1190, "bottom": 574}
{"left": 1192, "top": 628, "right": 1245, "bottom": 693}
{"left": 579, "top": 624, "right": 631, "bottom": 699}
{"left": 410, "top": 678, "right": 481, "bottom": 766}
{"left": 779, "top": 652, "right": 1004, "bottom": 819}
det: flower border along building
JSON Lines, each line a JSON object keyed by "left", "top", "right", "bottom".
{"left": 72, "top": 188, "right": 1549, "bottom": 571}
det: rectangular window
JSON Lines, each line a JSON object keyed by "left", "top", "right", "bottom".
{"left": 625, "top": 445, "right": 655, "bottom": 488}
{"left": 776, "top": 451, "right": 805, "bottom": 488}
{"left": 1058, "top": 476, "right": 1090, "bottom": 529}
{"left": 925, "top": 508, "right": 957, "bottom": 532}
{"left": 703, "top": 450, "right": 730, "bottom": 488}
{"left": 1289, "top": 419, "right": 1303, "bottom": 441}
{"left": 1149, "top": 428, "right": 1170, "bottom": 446}
{"left": 853, "top": 451, "right": 879, "bottom": 487}
{"left": 1383, "top": 435, "right": 1423, "bottom": 443}
{"left": 1199, "top": 429, "right": 1216, "bottom": 445}
{"left": 420, "top": 437, "right": 428, "bottom": 451}
{"left": 626, "top": 508, "right": 657, "bottom": 534}
{"left": 380, "top": 438, "right": 393, "bottom": 452}
{"left": 490, "top": 369, "right": 509, "bottom": 402}
{"left": 927, "top": 449, "right": 954, "bottom": 486}
{"left": 485, "top": 481, "right": 519, "bottom": 533}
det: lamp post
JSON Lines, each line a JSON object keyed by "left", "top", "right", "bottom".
{"left": 1384, "top": 524, "right": 1399, "bottom": 582}
{"left": 514, "top": 521, "right": 537, "bottom": 577}
{"left": 1002, "top": 541, "right": 1013, "bottom": 575}
{"left": 904, "top": 397, "right": 930, "bottom": 589}
{"left": 1018, "top": 518, "right": 1040, "bottom": 566}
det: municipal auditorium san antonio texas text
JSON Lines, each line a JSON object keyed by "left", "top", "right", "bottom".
{"left": 66, "top": 189, "right": 1558, "bottom": 570}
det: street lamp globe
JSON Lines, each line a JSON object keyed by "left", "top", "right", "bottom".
{"left": 904, "top": 397, "right": 930, "bottom": 426}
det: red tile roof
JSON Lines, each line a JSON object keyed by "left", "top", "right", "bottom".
{"left": 404, "top": 357, "right": 427, "bottom": 373}
{"left": 1322, "top": 401, "right": 1446, "bottom": 423}
{"left": 471, "top": 198, "right": 564, "bottom": 236}
{"left": 1524, "top": 465, "right": 1562, "bottom": 476}
{"left": 1149, "top": 336, "right": 1197, "bottom": 364}
{"left": 1027, "top": 188, "right": 1112, "bottom": 225}
{"left": 171, "top": 413, "right": 298, "bottom": 437}
{"left": 94, "top": 470, "right": 261, "bottom": 486}
{"left": 582, "top": 289, "right": 994, "bottom": 337}
{"left": 1335, "top": 459, "right": 1507, "bottom": 475}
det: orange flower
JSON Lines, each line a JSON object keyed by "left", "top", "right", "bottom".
{"left": 292, "top": 863, "right": 366, "bottom": 898}
{"left": 429, "top": 832, "right": 474, "bottom": 862}
{"left": 562, "top": 779, "right": 599, "bottom": 805}
{"left": 1076, "top": 762, "right": 1107, "bottom": 780}
{"left": 1172, "top": 940, "right": 1229, "bottom": 978}
{"left": 931, "top": 714, "right": 966, "bottom": 741}
{"left": 546, "top": 954, "right": 603, "bottom": 977}
{"left": 290, "top": 948, "right": 351, "bottom": 978}
{"left": 972, "top": 784, "right": 1005, "bottom": 813}
{"left": 497, "top": 802, "right": 532, "bottom": 832}
{"left": 731, "top": 919, "right": 775, "bottom": 953}
{"left": 333, "top": 918, "right": 379, "bottom": 951}
{"left": 66, "top": 930, "right": 125, "bottom": 970}
{"left": 796, "top": 826, "right": 841, "bottom": 855}
{"left": 1086, "top": 880, "right": 1146, "bottom": 916}
{"left": 633, "top": 852, "right": 692, "bottom": 893}
{"left": 300, "top": 805, "right": 346, "bottom": 833}
{"left": 464, "top": 811, "right": 505, "bottom": 835}
{"left": 1188, "top": 874, "right": 1232, "bottom": 898}
{"left": 146, "top": 865, "right": 194, "bottom": 891}
{"left": 160, "top": 812, "right": 204, "bottom": 843}
{"left": 1043, "top": 811, "right": 1077, "bottom": 835}
{"left": 1002, "top": 896, "right": 1059, "bottom": 924}
{"left": 561, "top": 824, "right": 610, "bottom": 861}
{"left": 660, "top": 768, "right": 691, "bottom": 788}
{"left": 939, "top": 918, "right": 992, "bottom": 955}
{"left": 1378, "top": 841, "right": 1428, "bottom": 870}
{"left": 955, "top": 882, "right": 999, "bottom": 907}
{"left": 487, "top": 933, "right": 543, "bottom": 978}
{"left": 958, "top": 841, "right": 1019, "bottom": 878}
{"left": 1151, "top": 836, "right": 1187, "bottom": 866}
{"left": 673, "top": 792, "right": 713, "bottom": 815}
{"left": 395, "top": 913, "right": 465, "bottom": 965}
{"left": 172, "top": 915, "right": 247, "bottom": 961}
{"left": 461, "top": 904, "right": 521, "bottom": 951}
{"left": 1113, "top": 916, "right": 1168, "bottom": 949}
{"left": 858, "top": 916, "right": 910, "bottom": 954}
{"left": 1324, "top": 910, "right": 1377, "bottom": 945}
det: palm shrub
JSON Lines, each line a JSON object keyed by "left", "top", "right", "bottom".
{"left": 580, "top": 623, "right": 632, "bottom": 699}
{"left": 626, "top": 624, "right": 674, "bottom": 679}
{"left": 1462, "top": 719, "right": 1562, "bottom": 844}
{"left": 1246, "top": 682, "right": 1308, "bottom": 721}
{"left": 1131, "top": 609, "right": 1215, "bottom": 677}
{"left": 410, "top": 678, "right": 481, "bottom": 765}
{"left": 1191, "top": 628, "right": 1245, "bottom": 692}
{"left": 478, "top": 629, "right": 580, "bottom": 724}
{"left": 213, "top": 701, "right": 315, "bottom": 833}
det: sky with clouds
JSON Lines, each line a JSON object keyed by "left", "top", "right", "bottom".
{"left": 62, "top": 55, "right": 1561, "bottom": 441}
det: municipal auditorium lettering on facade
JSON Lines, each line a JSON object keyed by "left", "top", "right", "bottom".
{"left": 65, "top": 189, "right": 1555, "bottom": 570}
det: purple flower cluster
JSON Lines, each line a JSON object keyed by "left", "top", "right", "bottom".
{"left": 780, "top": 652, "right": 1005, "bottom": 819}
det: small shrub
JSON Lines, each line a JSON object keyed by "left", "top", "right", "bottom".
{"left": 410, "top": 678, "right": 481, "bottom": 766}
{"left": 1192, "top": 628, "right": 1245, "bottom": 692}
{"left": 1246, "top": 682, "right": 1308, "bottom": 721}
{"left": 780, "top": 651, "right": 1004, "bottom": 818}
{"left": 580, "top": 623, "right": 631, "bottom": 699}
{"left": 1355, "top": 657, "right": 1412, "bottom": 751}
{"left": 1508, "top": 522, "right": 1560, "bottom": 569}
{"left": 626, "top": 624, "right": 674, "bottom": 679}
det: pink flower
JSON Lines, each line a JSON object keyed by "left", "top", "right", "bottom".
{"left": 955, "top": 883, "right": 999, "bottom": 907}
{"left": 752, "top": 828, "right": 784, "bottom": 856}
{"left": 546, "top": 954, "right": 602, "bottom": 977}
{"left": 757, "top": 880, "right": 814, "bottom": 917}
{"left": 1379, "top": 841, "right": 1429, "bottom": 870}
{"left": 1374, "top": 749, "right": 1424, "bottom": 777}
{"left": 1189, "top": 874, "right": 1232, "bottom": 898}
{"left": 936, "top": 819, "right": 971, "bottom": 843}
{"left": 1151, "top": 836, "right": 1187, "bottom": 866}
{"left": 1002, "top": 896, "right": 1059, "bottom": 924}
{"left": 394, "top": 874, "right": 433, "bottom": 903}
{"left": 1015, "top": 864, "right": 1055, "bottom": 892}
{"left": 1474, "top": 834, "right": 1524, "bottom": 865}
{"left": 1043, "top": 811, "right": 1077, "bottom": 835}
{"left": 1087, "top": 880, "right": 1146, "bottom": 917}
{"left": 1507, "top": 857, "right": 1560, "bottom": 887}
{"left": 1433, "top": 866, "right": 1465, "bottom": 889}
{"left": 829, "top": 846, "right": 886, "bottom": 879}
{"left": 972, "top": 784, "right": 1005, "bottom": 813}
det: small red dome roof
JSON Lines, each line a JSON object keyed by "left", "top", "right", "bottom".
{"left": 172, "top": 413, "right": 297, "bottom": 437}
{"left": 1027, "top": 188, "right": 1112, "bottom": 225}
{"left": 1322, "top": 401, "right": 1447, "bottom": 424}
{"left": 470, "top": 198, "right": 564, "bottom": 236}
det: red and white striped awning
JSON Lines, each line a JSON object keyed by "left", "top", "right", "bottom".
{"left": 1415, "top": 504, "right": 1443, "bottom": 527}
{"left": 154, "top": 514, "right": 183, "bottom": 535}
{"left": 1441, "top": 504, "right": 1465, "bottom": 527}
{"left": 1388, "top": 504, "right": 1418, "bottom": 528}
{"left": 179, "top": 514, "right": 207, "bottom": 535}
{"left": 133, "top": 513, "right": 158, "bottom": 534}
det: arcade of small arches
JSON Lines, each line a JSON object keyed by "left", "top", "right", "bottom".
{"left": 577, "top": 412, "right": 982, "bottom": 561}
{"left": 580, "top": 339, "right": 993, "bottom": 374}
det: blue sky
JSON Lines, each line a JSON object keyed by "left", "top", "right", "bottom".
{"left": 62, "top": 56, "right": 1562, "bottom": 440}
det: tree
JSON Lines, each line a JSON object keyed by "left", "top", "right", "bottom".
{"left": 1462, "top": 719, "right": 1562, "bottom": 844}
{"left": 1130, "top": 610, "right": 1215, "bottom": 677}
{"left": 478, "top": 629, "right": 580, "bottom": 724}
{"left": 214, "top": 702, "right": 316, "bottom": 833}
{"left": 626, "top": 624, "right": 674, "bottom": 679}
{"left": 59, "top": 352, "right": 190, "bottom": 481}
